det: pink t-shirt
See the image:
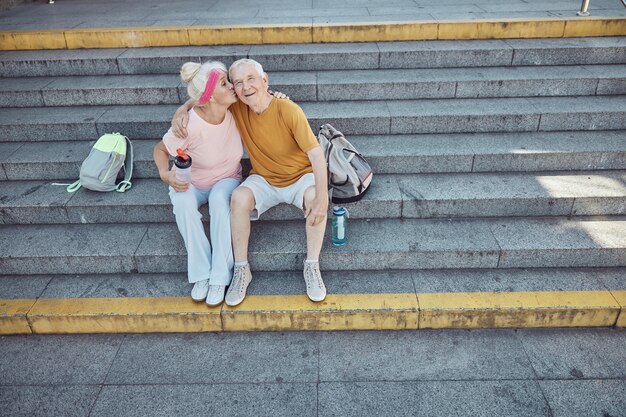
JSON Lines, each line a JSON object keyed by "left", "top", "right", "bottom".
{"left": 163, "top": 109, "right": 243, "bottom": 189}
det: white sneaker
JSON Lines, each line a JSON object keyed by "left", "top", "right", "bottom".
{"left": 225, "top": 263, "right": 252, "bottom": 306}
{"left": 191, "top": 279, "right": 210, "bottom": 301}
{"left": 206, "top": 285, "right": 225, "bottom": 306}
{"left": 303, "top": 261, "right": 326, "bottom": 302}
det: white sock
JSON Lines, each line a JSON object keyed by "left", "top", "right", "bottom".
{"left": 235, "top": 261, "right": 249, "bottom": 267}
{"left": 305, "top": 259, "right": 318, "bottom": 263}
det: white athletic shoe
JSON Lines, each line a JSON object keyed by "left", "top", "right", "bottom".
{"left": 303, "top": 261, "right": 326, "bottom": 302}
{"left": 225, "top": 264, "right": 252, "bottom": 306}
{"left": 206, "top": 285, "right": 226, "bottom": 306}
{"left": 191, "top": 279, "right": 210, "bottom": 301}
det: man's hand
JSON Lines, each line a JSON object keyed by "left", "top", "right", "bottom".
{"left": 172, "top": 99, "right": 195, "bottom": 139}
{"left": 305, "top": 193, "right": 328, "bottom": 227}
{"left": 269, "top": 90, "right": 289, "bottom": 100}
{"left": 160, "top": 169, "right": 189, "bottom": 193}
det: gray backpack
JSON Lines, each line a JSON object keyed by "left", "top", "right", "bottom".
{"left": 66, "top": 132, "right": 133, "bottom": 193}
{"left": 317, "top": 123, "right": 373, "bottom": 204}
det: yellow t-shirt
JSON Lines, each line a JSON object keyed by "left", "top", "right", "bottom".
{"left": 230, "top": 98, "right": 319, "bottom": 187}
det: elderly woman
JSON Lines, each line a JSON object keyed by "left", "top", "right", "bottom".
{"left": 153, "top": 61, "right": 243, "bottom": 306}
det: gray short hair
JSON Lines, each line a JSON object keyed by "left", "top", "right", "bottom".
{"left": 229, "top": 58, "right": 264, "bottom": 80}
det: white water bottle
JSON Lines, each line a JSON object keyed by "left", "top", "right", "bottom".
{"left": 174, "top": 148, "right": 192, "bottom": 184}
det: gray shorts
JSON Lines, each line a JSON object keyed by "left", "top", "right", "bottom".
{"left": 240, "top": 173, "right": 315, "bottom": 220}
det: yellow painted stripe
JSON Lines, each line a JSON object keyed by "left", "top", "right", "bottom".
{"left": 188, "top": 25, "right": 262, "bottom": 46}
{"left": 418, "top": 291, "right": 621, "bottom": 329}
{"left": 28, "top": 297, "right": 221, "bottom": 334}
{"left": 0, "top": 290, "right": 623, "bottom": 334}
{"left": 612, "top": 290, "right": 626, "bottom": 327}
{"left": 564, "top": 17, "right": 626, "bottom": 37}
{"left": 438, "top": 21, "right": 481, "bottom": 40}
{"left": 312, "top": 21, "right": 438, "bottom": 43}
{"left": 64, "top": 27, "right": 190, "bottom": 49}
{"left": 1, "top": 17, "right": 624, "bottom": 50}
{"left": 10, "top": 31, "right": 67, "bottom": 50}
{"left": 475, "top": 18, "right": 565, "bottom": 39}
{"left": 0, "top": 32, "right": 17, "bottom": 50}
{"left": 0, "top": 299, "right": 36, "bottom": 335}
{"left": 222, "top": 293, "right": 419, "bottom": 331}
{"left": 438, "top": 18, "right": 568, "bottom": 40}
{"left": 262, "top": 24, "right": 313, "bottom": 44}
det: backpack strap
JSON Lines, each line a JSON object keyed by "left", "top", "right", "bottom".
{"left": 65, "top": 180, "right": 82, "bottom": 192}
{"left": 116, "top": 135, "right": 133, "bottom": 193}
{"left": 320, "top": 126, "right": 335, "bottom": 203}
{"left": 50, "top": 180, "right": 82, "bottom": 192}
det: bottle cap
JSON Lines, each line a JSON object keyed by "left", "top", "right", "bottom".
{"left": 176, "top": 148, "right": 189, "bottom": 160}
{"left": 174, "top": 149, "right": 192, "bottom": 169}
{"left": 333, "top": 206, "right": 346, "bottom": 215}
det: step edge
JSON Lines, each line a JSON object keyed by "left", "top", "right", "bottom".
{"left": 1, "top": 289, "right": 623, "bottom": 334}
{"left": 2, "top": 17, "right": 626, "bottom": 50}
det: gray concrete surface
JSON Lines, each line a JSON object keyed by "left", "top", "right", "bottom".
{"left": 2, "top": 39, "right": 624, "bottom": 80}
{"left": 0, "top": 106, "right": 105, "bottom": 142}
{"left": 507, "top": 37, "right": 626, "bottom": 66}
{"left": 1, "top": 0, "right": 625, "bottom": 32}
{"left": 539, "top": 380, "right": 626, "bottom": 417}
{"left": 0, "top": 4, "right": 625, "bottom": 417}
{"left": 491, "top": 218, "right": 626, "bottom": 268}
{"left": 3, "top": 132, "right": 625, "bottom": 182}
{"left": 1, "top": 328, "right": 624, "bottom": 417}
{"left": 5, "top": 96, "right": 625, "bottom": 141}
{"left": 0, "top": 49, "right": 125, "bottom": 77}
{"left": 3, "top": 266, "right": 623, "bottom": 301}
{"left": 42, "top": 74, "right": 181, "bottom": 107}
{"left": 0, "top": 223, "right": 147, "bottom": 274}
{"left": 1, "top": 141, "right": 91, "bottom": 180}
{"left": 2, "top": 64, "right": 624, "bottom": 107}
{"left": 4, "top": 217, "right": 626, "bottom": 275}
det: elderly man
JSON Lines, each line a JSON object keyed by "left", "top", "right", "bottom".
{"left": 172, "top": 58, "right": 328, "bottom": 306}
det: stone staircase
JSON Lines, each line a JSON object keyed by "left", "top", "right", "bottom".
{"left": 1, "top": 36, "right": 625, "bottom": 333}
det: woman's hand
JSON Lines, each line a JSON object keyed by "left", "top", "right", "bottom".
{"left": 160, "top": 169, "right": 189, "bottom": 192}
{"left": 154, "top": 140, "right": 189, "bottom": 191}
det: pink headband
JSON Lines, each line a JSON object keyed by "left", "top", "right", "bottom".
{"left": 197, "top": 69, "right": 220, "bottom": 105}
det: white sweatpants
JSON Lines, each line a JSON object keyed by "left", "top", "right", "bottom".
{"left": 169, "top": 177, "right": 240, "bottom": 285}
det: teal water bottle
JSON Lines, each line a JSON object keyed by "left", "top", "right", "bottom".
{"left": 332, "top": 207, "right": 347, "bottom": 246}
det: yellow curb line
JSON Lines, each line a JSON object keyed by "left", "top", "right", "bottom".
{"left": 0, "top": 299, "right": 36, "bottom": 334}
{"left": 418, "top": 291, "right": 621, "bottom": 329}
{"left": 612, "top": 290, "right": 626, "bottom": 327}
{"left": 0, "top": 17, "right": 624, "bottom": 50}
{"left": 27, "top": 297, "right": 222, "bottom": 334}
{"left": 1, "top": 290, "right": 624, "bottom": 335}
{"left": 221, "top": 293, "right": 419, "bottom": 331}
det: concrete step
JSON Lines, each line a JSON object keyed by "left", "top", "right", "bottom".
{"left": 1, "top": 65, "right": 624, "bottom": 107}
{"left": 2, "top": 131, "right": 625, "bottom": 182}
{"left": 1, "top": 268, "right": 624, "bottom": 333}
{"left": 4, "top": 268, "right": 625, "bottom": 303}
{"left": 316, "top": 65, "right": 626, "bottom": 101}
{"left": 0, "top": 96, "right": 625, "bottom": 141}
{"left": 0, "top": 37, "right": 624, "bottom": 77}
{"left": 2, "top": 171, "right": 625, "bottom": 224}
{"left": 1, "top": 217, "right": 626, "bottom": 275}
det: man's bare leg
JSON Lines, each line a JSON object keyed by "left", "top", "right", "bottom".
{"left": 225, "top": 186, "right": 256, "bottom": 306}
{"left": 303, "top": 186, "right": 327, "bottom": 301}
{"left": 303, "top": 186, "right": 327, "bottom": 259}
